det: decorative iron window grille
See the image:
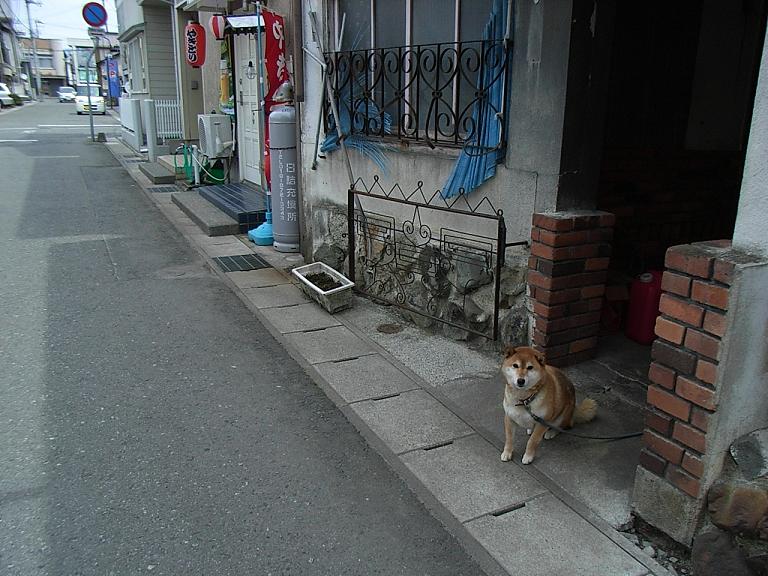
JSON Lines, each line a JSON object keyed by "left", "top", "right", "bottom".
{"left": 325, "top": 39, "right": 512, "bottom": 149}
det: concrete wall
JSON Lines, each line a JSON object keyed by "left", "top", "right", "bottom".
{"left": 172, "top": 7, "right": 202, "bottom": 140}
{"left": 733, "top": 24, "right": 768, "bottom": 256}
{"left": 116, "top": 0, "right": 144, "bottom": 31}
{"left": 299, "top": 0, "right": 575, "bottom": 263}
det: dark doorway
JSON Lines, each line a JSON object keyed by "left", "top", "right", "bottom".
{"left": 597, "top": 0, "right": 767, "bottom": 278}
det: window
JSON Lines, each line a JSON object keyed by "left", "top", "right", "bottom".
{"left": 37, "top": 55, "right": 54, "bottom": 69}
{"left": 123, "top": 35, "right": 147, "bottom": 93}
{"left": 327, "top": 0, "right": 509, "bottom": 148}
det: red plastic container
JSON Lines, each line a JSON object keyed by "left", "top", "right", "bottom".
{"left": 625, "top": 270, "right": 663, "bottom": 345}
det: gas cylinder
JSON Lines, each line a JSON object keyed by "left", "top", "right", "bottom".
{"left": 625, "top": 270, "right": 663, "bottom": 345}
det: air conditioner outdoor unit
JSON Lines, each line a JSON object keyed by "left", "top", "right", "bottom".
{"left": 198, "top": 114, "right": 233, "bottom": 158}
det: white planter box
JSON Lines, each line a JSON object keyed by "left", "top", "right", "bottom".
{"left": 292, "top": 262, "right": 354, "bottom": 314}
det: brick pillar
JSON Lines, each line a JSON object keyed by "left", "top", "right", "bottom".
{"left": 633, "top": 240, "right": 768, "bottom": 545}
{"left": 528, "top": 211, "right": 615, "bottom": 366}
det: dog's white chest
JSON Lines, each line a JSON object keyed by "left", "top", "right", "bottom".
{"left": 504, "top": 400, "right": 536, "bottom": 430}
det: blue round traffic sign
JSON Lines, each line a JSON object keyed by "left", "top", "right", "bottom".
{"left": 82, "top": 2, "right": 108, "bottom": 27}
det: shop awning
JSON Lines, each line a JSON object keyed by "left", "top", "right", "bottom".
{"left": 225, "top": 14, "right": 265, "bottom": 35}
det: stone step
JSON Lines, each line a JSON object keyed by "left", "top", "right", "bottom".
{"left": 139, "top": 161, "right": 176, "bottom": 185}
{"left": 171, "top": 191, "right": 240, "bottom": 237}
{"left": 197, "top": 182, "right": 267, "bottom": 234}
{"left": 157, "top": 154, "right": 185, "bottom": 178}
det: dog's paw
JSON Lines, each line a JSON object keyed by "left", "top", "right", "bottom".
{"left": 521, "top": 452, "right": 535, "bottom": 465}
{"left": 500, "top": 449, "right": 514, "bottom": 462}
{"left": 544, "top": 429, "right": 558, "bottom": 440}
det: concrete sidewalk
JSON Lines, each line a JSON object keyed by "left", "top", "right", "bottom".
{"left": 106, "top": 138, "right": 671, "bottom": 576}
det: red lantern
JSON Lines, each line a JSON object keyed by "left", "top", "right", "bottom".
{"left": 209, "top": 14, "right": 226, "bottom": 40}
{"left": 184, "top": 21, "right": 206, "bottom": 67}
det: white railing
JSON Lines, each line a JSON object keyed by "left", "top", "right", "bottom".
{"left": 155, "top": 99, "right": 182, "bottom": 139}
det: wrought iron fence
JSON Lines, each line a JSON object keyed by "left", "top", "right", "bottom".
{"left": 325, "top": 39, "right": 511, "bottom": 149}
{"left": 347, "top": 177, "right": 527, "bottom": 340}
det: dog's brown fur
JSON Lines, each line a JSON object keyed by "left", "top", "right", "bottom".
{"left": 500, "top": 346, "right": 597, "bottom": 464}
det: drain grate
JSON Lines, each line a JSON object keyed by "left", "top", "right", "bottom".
{"left": 148, "top": 185, "right": 179, "bottom": 193}
{"left": 213, "top": 253, "right": 271, "bottom": 272}
{"left": 123, "top": 158, "right": 145, "bottom": 163}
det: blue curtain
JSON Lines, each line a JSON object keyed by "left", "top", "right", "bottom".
{"left": 442, "top": 0, "right": 510, "bottom": 198}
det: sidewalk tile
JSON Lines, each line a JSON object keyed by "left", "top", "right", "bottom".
{"left": 315, "top": 354, "right": 417, "bottom": 403}
{"left": 401, "top": 435, "right": 547, "bottom": 522}
{"left": 465, "top": 494, "right": 648, "bottom": 576}
{"left": 351, "top": 390, "right": 472, "bottom": 454}
{"left": 283, "top": 325, "right": 374, "bottom": 364}
{"left": 228, "top": 268, "right": 290, "bottom": 289}
{"left": 241, "top": 285, "right": 307, "bottom": 309}
{"left": 261, "top": 303, "right": 341, "bottom": 334}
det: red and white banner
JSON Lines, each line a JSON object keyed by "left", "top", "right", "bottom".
{"left": 261, "top": 7, "right": 290, "bottom": 110}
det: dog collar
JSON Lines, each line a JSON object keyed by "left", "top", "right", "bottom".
{"left": 515, "top": 388, "right": 540, "bottom": 407}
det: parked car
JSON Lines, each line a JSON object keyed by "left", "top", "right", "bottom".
{"left": 0, "top": 83, "right": 14, "bottom": 108}
{"left": 57, "top": 86, "right": 76, "bottom": 102}
{"left": 75, "top": 84, "right": 106, "bottom": 115}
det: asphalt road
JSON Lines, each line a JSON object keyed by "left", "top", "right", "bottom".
{"left": 0, "top": 100, "right": 485, "bottom": 576}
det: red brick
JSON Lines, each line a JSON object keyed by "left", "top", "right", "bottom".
{"left": 538, "top": 312, "right": 602, "bottom": 333}
{"left": 690, "top": 408, "right": 712, "bottom": 433}
{"left": 695, "top": 359, "right": 718, "bottom": 386}
{"left": 703, "top": 310, "right": 728, "bottom": 338}
{"left": 655, "top": 316, "right": 686, "bottom": 344}
{"left": 673, "top": 421, "right": 706, "bottom": 453}
{"left": 694, "top": 239, "right": 732, "bottom": 249}
{"left": 643, "top": 430, "right": 684, "bottom": 465}
{"left": 528, "top": 269, "right": 554, "bottom": 290}
{"left": 587, "top": 298, "right": 603, "bottom": 311}
{"left": 530, "top": 228, "right": 541, "bottom": 243}
{"left": 684, "top": 330, "right": 721, "bottom": 361}
{"left": 581, "top": 285, "right": 605, "bottom": 299}
{"left": 533, "top": 301, "right": 565, "bottom": 319}
{"left": 676, "top": 376, "right": 716, "bottom": 410}
{"left": 569, "top": 336, "right": 598, "bottom": 354}
{"left": 651, "top": 340, "right": 697, "bottom": 374}
{"left": 532, "top": 213, "right": 574, "bottom": 232}
{"left": 538, "top": 229, "right": 590, "bottom": 248}
{"left": 713, "top": 259, "right": 735, "bottom": 285}
{"left": 534, "top": 287, "right": 582, "bottom": 305}
{"left": 572, "top": 215, "right": 601, "bottom": 230}
{"left": 646, "top": 409, "right": 673, "bottom": 436}
{"left": 661, "top": 271, "right": 692, "bottom": 297}
{"left": 682, "top": 452, "right": 704, "bottom": 478}
{"left": 570, "top": 244, "right": 601, "bottom": 259}
{"left": 531, "top": 242, "right": 572, "bottom": 261}
{"left": 639, "top": 449, "right": 668, "bottom": 476}
{"left": 658, "top": 294, "right": 704, "bottom": 327}
{"left": 648, "top": 362, "right": 676, "bottom": 390}
{"left": 692, "top": 281, "right": 730, "bottom": 310}
{"left": 584, "top": 257, "right": 610, "bottom": 271}
{"left": 648, "top": 386, "right": 691, "bottom": 421}
{"left": 665, "top": 246, "right": 714, "bottom": 278}
{"left": 668, "top": 465, "right": 701, "bottom": 498}
{"left": 528, "top": 256, "right": 538, "bottom": 270}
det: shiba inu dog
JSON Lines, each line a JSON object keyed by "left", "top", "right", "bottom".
{"left": 500, "top": 346, "right": 597, "bottom": 464}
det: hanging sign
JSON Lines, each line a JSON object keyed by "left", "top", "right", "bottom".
{"left": 185, "top": 21, "right": 206, "bottom": 67}
{"left": 209, "top": 14, "right": 226, "bottom": 40}
{"left": 261, "top": 7, "right": 290, "bottom": 108}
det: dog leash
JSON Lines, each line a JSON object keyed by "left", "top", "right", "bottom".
{"left": 523, "top": 405, "right": 643, "bottom": 441}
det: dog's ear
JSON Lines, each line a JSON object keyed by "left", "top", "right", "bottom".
{"left": 535, "top": 351, "right": 546, "bottom": 366}
{"left": 503, "top": 345, "right": 517, "bottom": 358}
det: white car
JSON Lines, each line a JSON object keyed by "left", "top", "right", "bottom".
{"left": 57, "top": 86, "right": 76, "bottom": 102}
{"left": 0, "top": 83, "right": 14, "bottom": 108}
{"left": 75, "top": 84, "right": 106, "bottom": 115}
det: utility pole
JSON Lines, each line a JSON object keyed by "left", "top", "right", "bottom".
{"left": 24, "top": 0, "right": 42, "bottom": 100}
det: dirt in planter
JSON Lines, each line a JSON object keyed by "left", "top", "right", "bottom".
{"left": 305, "top": 271, "right": 343, "bottom": 291}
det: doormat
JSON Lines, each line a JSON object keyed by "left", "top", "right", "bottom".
{"left": 212, "top": 253, "right": 271, "bottom": 272}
